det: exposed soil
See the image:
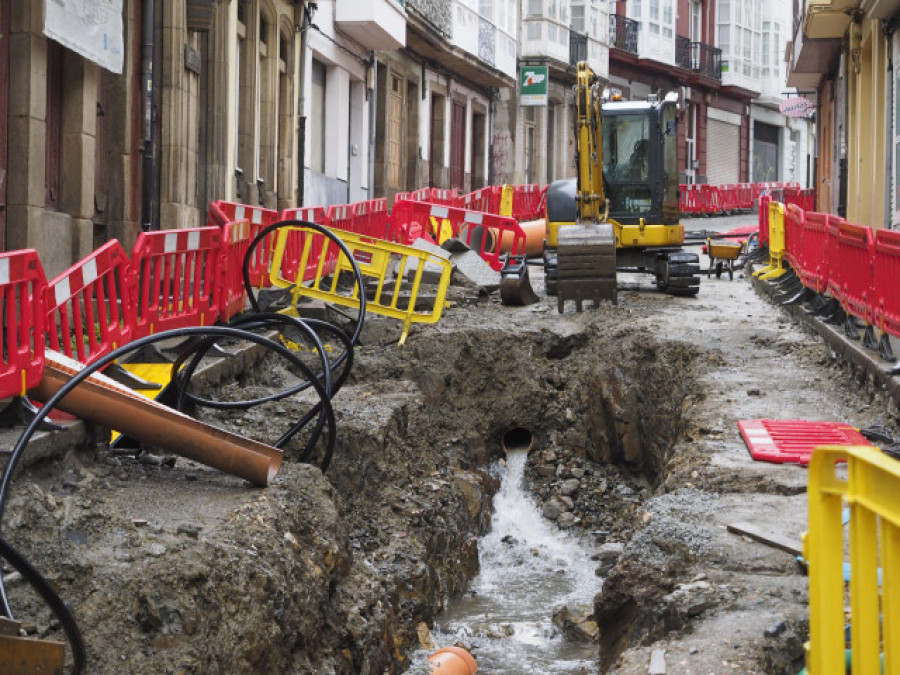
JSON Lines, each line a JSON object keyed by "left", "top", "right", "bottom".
{"left": 1, "top": 214, "right": 897, "bottom": 674}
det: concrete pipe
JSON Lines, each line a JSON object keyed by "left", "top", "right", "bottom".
{"left": 490, "top": 219, "right": 546, "bottom": 257}
{"left": 501, "top": 427, "right": 534, "bottom": 454}
{"left": 427, "top": 646, "right": 478, "bottom": 674}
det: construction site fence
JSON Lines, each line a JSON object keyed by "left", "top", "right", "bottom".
{"left": 804, "top": 444, "right": 899, "bottom": 674}
{"left": 394, "top": 184, "right": 547, "bottom": 222}
{"left": 757, "top": 197, "right": 900, "bottom": 361}
{"left": 678, "top": 182, "right": 812, "bottom": 216}
{"left": 3, "top": 185, "right": 536, "bottom": 398}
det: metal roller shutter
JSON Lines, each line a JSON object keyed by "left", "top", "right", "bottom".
{"left": 707, "top": 118, "right": 740, "bottom": 184}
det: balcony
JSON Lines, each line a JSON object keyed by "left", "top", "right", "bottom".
{"left": 570, "top": 31, "right": 587, "bottom": 66}
{"left": 335, "top": 0, "right": 406, "bottom": 51}
{"left": 453, "top": 2, "right": 517, "bottom": 79}
{"left": 521, "top": 17, "right": 571, "bottom": 65}
{"left": 676, "top": 36, "right": 722, "bottom": 80}
{"left": 609, "top": 14, "right": 639, "bottom": 55}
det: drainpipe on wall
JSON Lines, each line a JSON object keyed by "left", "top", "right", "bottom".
{"left": 141, "top": 0, "right": 155, "bottom": 230}
{"left": 368, "top": 51, "right": 377, "bottom": 200}
{"left": 488, "top": 87, "right": 498, "bottom": 185}
{"left": 884, "top": 21, "right": 894, "bottom": 227}
{"left": 297, "top": 1, "right": 311, "bottom": 206}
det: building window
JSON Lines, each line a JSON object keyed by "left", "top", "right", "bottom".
{"left": 527, "top": 0, "right": 541, "bottom": 17}
{"left": 311, "top": 60, "right": 326, "bottom": 174}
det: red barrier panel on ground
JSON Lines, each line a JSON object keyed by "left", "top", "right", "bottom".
{"left": 459, "top": 186, "right": 503, "bottom": 214}
{"left": 738, "top": 418, "right": 872, "bottom": 465}
{"left": 0, "top": 250, "right": 47, "bottom": 399}
{"left": 797, "top": 212, "right": 829, "bottom": 293}
{"left": 835, "top": 221, "right": 874, "bottom": 323}
{"left": 758, "top": 193, "right": 771, "bottom": 246}
{"left": 131, "top": 227, "right": 222, "bottom": 337}
{"left": 389, "top": 200, "right": 525, "bottom": 271}
{"left": 220, "top": 219, "right": 252, "bottom": 321}
{"left": 699, "top": 184, "right": 722, "bottom": 214}
{"left": 46, "top": 241, "right": 134, "bottom": 365}
{"left": 784, "top": 203, "right": 804, "bottom": 269}
{"left": 511, "top": 184, "right": 545, "bottom": 221}
{"left": 679, "top": 184, "right": 702, "bottom": 214}
{"left": 873, "top": 229, "right": 900, "bottom": 340}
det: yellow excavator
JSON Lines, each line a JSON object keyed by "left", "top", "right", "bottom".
{"left": 543, "top": 62, "right": 700, "bottom": 306}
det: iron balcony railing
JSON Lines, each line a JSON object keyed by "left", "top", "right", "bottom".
{"left": 676, "top": 36, "right": 722, "bottom": 80}
{"left": 609, "top": 14, "right": 639, "bottom": 55}
{"left": 570, "top": 30, "right": 588, "bottom": 66}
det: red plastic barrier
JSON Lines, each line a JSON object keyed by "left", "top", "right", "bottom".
{"left": 783, "top": 203, "right": 804, "bottom": 269}
{"left": 699, "top": 184, "right": 722, "bottom": 214}
{"left": 278, "top": 206, "right": 332, "bottom": 283}
{"left": 737, "top": 184, "right": 755, "bottom": 211}
{"left": 679, "top": 184, "right": 703, "bottom": 214}
{"left": 394, "top": 188, "right": 460, "bottom": 207}
{"left": 459, "top": 186, "right": 503, "bottom": 214}
{"left": 352, "top": 198, "right": 390, "bottom": 240}
{"left": 824, "top": 215, "right": 843, "bottom": 301}
{"left": 220, "top": 219, "right": 252, "bottom": 321}
{"left": 758, "top": 193, "right": 771, "bottom": 247}
{"left": 797, "top": 212, "right": 829, "bottom": 293}
{"left": 389, "top": 200, "right": 525, "bottom": 271}
{"left": 511, "top": 184, "right": 545, "bottom": 221}
{"left": 131, "top": 227, "right": 222, "bottom": 337}
{"left": 719, "top": 184, "right": 739, "bottom": 213}
{"left": 46, "top": 241, "right": 134, "bottom": 365}
{"left": 0, "top": 250, "right": 47, "bottom": 399}
{"left": 835, "top": 221, "right": 874, "bottom": 323}
{"left": 208, "top": 201, "right": 280, "bottom": 287}
{"left": 873, "top": 229, "right": 900, "bottom": 340}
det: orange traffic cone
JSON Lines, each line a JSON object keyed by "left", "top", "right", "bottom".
{"left": 427, "top": 646, "right": 478, "bottom": 674}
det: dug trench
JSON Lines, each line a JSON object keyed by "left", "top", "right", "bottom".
{"left": 3, "top": 294, "right": 840, "bottom": 673}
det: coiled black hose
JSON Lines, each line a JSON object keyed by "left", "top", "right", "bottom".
{"left": 242, "top": 219, "right": 367, "bottom": 346}
{"left": 0, "top": 325, "right": 338, "bottom": 673}
{"left": 0, "top": 221, "right": 368, "bottom": 673}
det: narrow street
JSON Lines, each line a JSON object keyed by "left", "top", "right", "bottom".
{"left": 4, "top": 213, "right": 895, "bottom": 673}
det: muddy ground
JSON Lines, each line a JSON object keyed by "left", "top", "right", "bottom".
{"left": 1, "top": 213, "right": 898, "bottom": 674}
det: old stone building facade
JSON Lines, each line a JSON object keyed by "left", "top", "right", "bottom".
{"left": 0, "top": 0, "right": 525, "bottom": 272}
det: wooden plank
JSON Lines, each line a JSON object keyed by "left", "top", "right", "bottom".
{"left": 726, "top": 521, "right": 803, "bottom": 556}
{"left": 0, "top": 634, "right": 65, "bottom": 674}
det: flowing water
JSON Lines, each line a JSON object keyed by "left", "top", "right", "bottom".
{"left": 408, "top": 449, "right": 600, "bottom": 674}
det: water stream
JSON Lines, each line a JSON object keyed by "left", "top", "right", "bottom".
{"left": 408, "top": 449, "right": 600, "bottom": 673}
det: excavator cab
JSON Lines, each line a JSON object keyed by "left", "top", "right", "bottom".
{"left": 602, "top": 98, "right": 680, "bottom": 227}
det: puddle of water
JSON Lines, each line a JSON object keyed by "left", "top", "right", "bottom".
{"left": 407, "top": 450, "right": 600, "bottom": 674}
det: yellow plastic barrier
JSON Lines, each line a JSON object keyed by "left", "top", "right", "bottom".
{"left": 754, "top": 200, "right": 787, "bottom": 279}
{"left": 268, "top": 225, "right": 452, "bottom": 346}
{"left": 804, "top": 445, "right": 899, "bottom": 674}
{"left": 500, "top": 184, "right": 515, "bottom": 217}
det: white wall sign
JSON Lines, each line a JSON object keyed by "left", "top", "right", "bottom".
{"left": 43, "top": 0, "right": 124, "bottom": 74}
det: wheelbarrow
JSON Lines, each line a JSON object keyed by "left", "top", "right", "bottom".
{"left": 705, "top": 237, "right": 744, "bottom": 280}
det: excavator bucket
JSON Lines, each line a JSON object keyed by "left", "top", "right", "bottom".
{"left": 500, "top": 256, "right": 539, "bottom": 306}
{"left": 556, "top": 222, "right": 617, "bottom": 311}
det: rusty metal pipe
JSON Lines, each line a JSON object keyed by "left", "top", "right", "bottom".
{"left": 32, "top": 351, "right": 282, "bottom": 487}
{"left": 0, "top": 325, "right": 328, "bottom": 496}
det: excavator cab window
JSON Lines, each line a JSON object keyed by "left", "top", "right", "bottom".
{"left": 602, "top": 112, "right": 653, "bottom": 218}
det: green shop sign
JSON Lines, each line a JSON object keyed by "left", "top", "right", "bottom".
{"left": 520, "top": 66, "right": 548, "bottom": 106}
